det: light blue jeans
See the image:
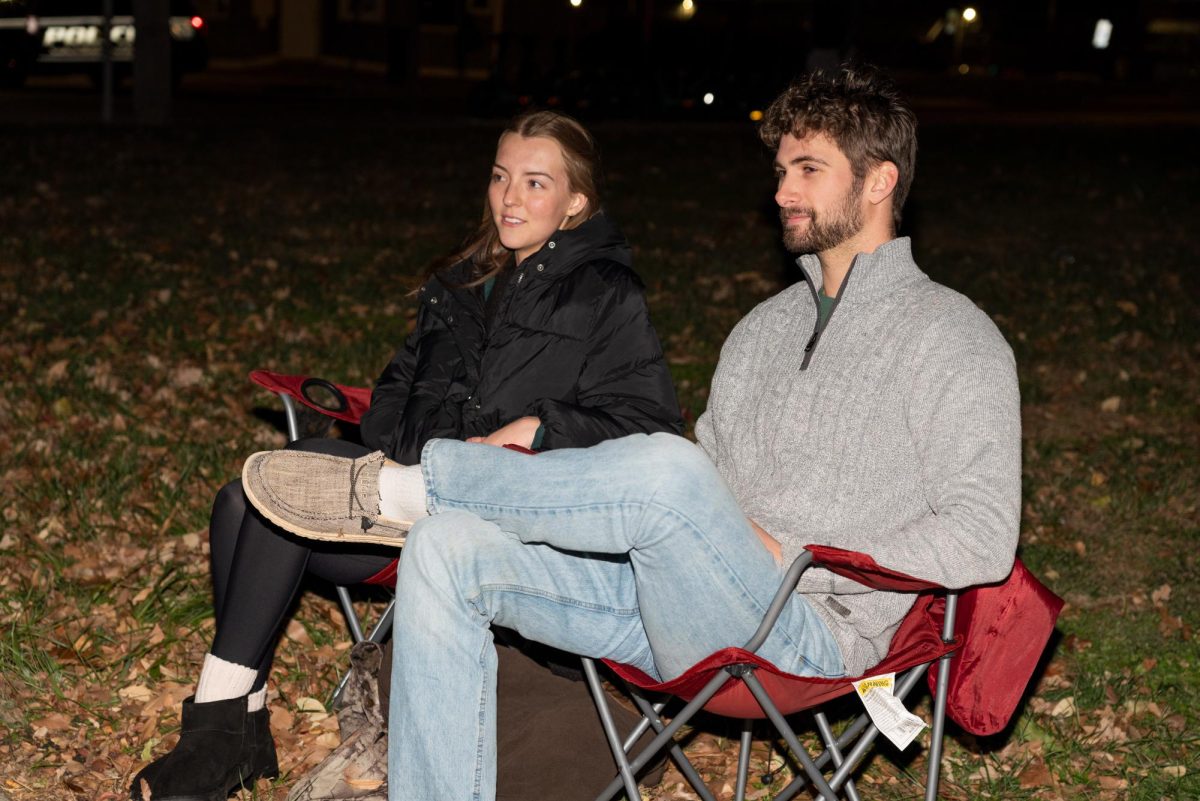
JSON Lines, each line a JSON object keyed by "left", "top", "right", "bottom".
{"left": 387, "top": 433, "right": 844, "bottom": 801}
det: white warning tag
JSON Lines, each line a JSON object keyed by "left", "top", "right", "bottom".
{"left": 851, "top": 672, "right": 927, "bottom": 750}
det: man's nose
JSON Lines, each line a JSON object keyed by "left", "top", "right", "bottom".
{"left": 775, "top": 177, "right": 799, "bottom": 207}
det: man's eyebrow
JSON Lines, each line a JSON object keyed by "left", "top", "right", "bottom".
{"left": 774, "top": 154, "right": 830, "bottom": 169}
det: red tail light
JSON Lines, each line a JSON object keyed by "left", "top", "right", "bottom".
{"left": 190, "top": 15, "right": 204, "bottom": 29}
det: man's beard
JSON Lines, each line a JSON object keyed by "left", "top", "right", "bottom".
{"left": 780, "top": 185, "right": 864, "bottom": 254}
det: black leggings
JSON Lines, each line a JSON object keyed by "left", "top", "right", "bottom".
{"left": 207, "top": 438, "right": 395, "bottom": 691}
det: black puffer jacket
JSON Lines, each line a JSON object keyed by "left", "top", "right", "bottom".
{"left": 360, "top": 213, "right": 682, "bottom": 464}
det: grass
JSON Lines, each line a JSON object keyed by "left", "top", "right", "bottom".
{"left": 1, "top": 110, "right": 1197, "bottom": 800}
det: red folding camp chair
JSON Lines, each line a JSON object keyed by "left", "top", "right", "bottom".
{"left": 249, "top": 369, "right": 396, "bottom": 700}
{"left": 584, "top": 545, "right": 1063, "bottom": 801}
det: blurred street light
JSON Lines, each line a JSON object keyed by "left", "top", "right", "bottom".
{"left": 952, "top": 7, "right": 978, "bottom": 69}
{"left": 677, "top": 0, "right": 696, "bottom": 20}
{"left": 1093, "top": 19, "right": 1113, "bottom": 49}
{"left": 569, "top": 0, "right": 582, "bottom": 7}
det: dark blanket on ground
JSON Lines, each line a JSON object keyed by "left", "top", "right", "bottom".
{"left": 381, "top": 635, "right": 664, "bottom": 799}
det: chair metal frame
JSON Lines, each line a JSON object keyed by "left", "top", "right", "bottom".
{"left": 275, "top": 390, "right": 396, "bottom": 701}
{"left": 583, "top": 549, "right": 962, "bottom": 801}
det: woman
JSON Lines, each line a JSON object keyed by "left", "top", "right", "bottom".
{"left": 130, "top": 110, "right": 681, "bottom": 801}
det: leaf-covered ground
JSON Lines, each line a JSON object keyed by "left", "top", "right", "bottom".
{"left": 1, "top": 113, "right": 1197, "bottom": 801}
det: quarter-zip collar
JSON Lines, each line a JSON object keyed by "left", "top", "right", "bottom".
{"left": 795, "top": 237, "right": 925, "bottom": 370}
{"left": 795, "top": 237, "right": 923, "bottom": 307}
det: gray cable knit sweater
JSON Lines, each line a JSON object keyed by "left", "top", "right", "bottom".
{"left": 694, "top": 237, "right": 1021, "bottom": 675}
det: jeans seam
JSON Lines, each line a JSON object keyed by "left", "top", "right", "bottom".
{"left": 479, "top": 583, "right": 640, "bottom": 616}
{"left": 472, "top": 634, "right": 488, "bottom": 801}
{"left": 421, "top": 439, "right": 441, "bottom": 514}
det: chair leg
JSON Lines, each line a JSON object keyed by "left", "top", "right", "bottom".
{"left": 618, "top": 695, "right": 667, "bottom": 753}
{"left": 924, "top": 653, "right": 952, "bottom": 801}
{"left": 582, "top": 658, "right": 642, "bottom": 801}
{"left": 336, "top": 585, "right": 366, "bottom": 643}
{"left": 740, "top": 671, "right": 838, "bottom": 801}
{"left": 594, "top": 670, "right": 731, "bottom": 801}
{"left": 775, "top": 666, "right": 931, "bottom": 801}
{"left": 625, "top": 686, "right": 719, "bottom": 801}
{"left": 365, "top": 596, "right": 395, "bottom": 643}
{"left": 925, "top": 593, "right": 959, "bottom": 801}
{"left": 813, "top": 712, "right": 861, "bottom": 801}
{"left": 733, "top": 720, "right": 753, "bottom": 801}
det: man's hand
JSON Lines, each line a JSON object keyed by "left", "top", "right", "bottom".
{"left": 466, "top": 416, "right": 542, "bottom": 449}
{"left": 748, "top": 518, "right": 783, "bottom": 565}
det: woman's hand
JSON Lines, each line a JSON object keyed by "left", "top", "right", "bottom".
{"left": 466, "top": 416, "right": 542, "bottom": 449}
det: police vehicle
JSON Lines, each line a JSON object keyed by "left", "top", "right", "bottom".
{"left": 0, "top": 0, "right": 207, "bottom": 87}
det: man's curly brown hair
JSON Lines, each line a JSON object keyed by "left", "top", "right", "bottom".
{"left": 760, "top": 65, "right": 917, "bottom": 229}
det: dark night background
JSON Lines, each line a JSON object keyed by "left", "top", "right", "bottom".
{"left": 1, "top": 0, "right": 1198, "bottom": 123}
{"left": 1, "top": 2, "right": 1198, "bottom": 801}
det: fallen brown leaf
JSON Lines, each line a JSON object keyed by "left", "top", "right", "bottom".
{"left": 1017, "top": 759, "right": 1054, "bottom": 788}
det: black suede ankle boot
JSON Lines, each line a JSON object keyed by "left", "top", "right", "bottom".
{"left": 247, "top": 704, "right": 280, "bottom": 782}
{"left": 128, "top": 695, "right": 277, "bottom": 801}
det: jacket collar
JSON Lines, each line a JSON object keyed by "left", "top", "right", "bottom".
{"left": 427, "top": 211, "right": 631, "bottom": 305}
{"left": 795, "top": 237, "right": 926, "bottom": 305}
{"left": 518, "top": 211, "right": 632, "bottom": 277}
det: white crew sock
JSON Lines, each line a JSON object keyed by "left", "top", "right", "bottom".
{"left": 246, "top": 686, "right": 268, "bottom": 712}
{"left": 194, "top": 653, "right": 257, "bottom": 703}
{"left": 378, "top": 463, "right": 429, "bottom": 524}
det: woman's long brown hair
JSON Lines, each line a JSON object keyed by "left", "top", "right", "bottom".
{"left": 426, "top": 110, "right": 603, "bottom": 288}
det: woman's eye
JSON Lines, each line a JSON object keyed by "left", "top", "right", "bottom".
{"left": 491, "top": 173, "right": 504, "bottom": 183}
{"left": 529, "top": 180, "right": 543, "bottom": 189}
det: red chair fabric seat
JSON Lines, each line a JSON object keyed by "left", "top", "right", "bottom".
{"left": 604, "top": 593, "right": 954, "bottom": 718}
{"left": 588, "top": 546, "right": 1063, "bottom": 801}
{"left": 604, "top": 547, "right": 1061, "bottom": 734}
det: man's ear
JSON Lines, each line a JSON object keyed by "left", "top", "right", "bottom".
{"left": 866, "top": 161, "right": 899, "bottom": 207}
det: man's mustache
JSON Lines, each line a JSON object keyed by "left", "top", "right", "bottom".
{"left": 779, "top": 206, "right": 815, "bottom": 222}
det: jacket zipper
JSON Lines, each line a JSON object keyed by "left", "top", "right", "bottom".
{"left": 473, "top": 267, "right": 526, "bottom": 401}
{"left": 800, "top": 254, "right": 858, "bottom": 371}
{"left": 493, "top": 268, "right": 525, "bottom": 332}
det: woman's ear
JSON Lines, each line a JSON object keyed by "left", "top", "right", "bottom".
{"left": 566, "top": 192, "right": 588, "bottom": 219}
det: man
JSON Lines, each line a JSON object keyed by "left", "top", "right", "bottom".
{"left": 242, "top": 66, "right": 1021, "bottom": 801}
